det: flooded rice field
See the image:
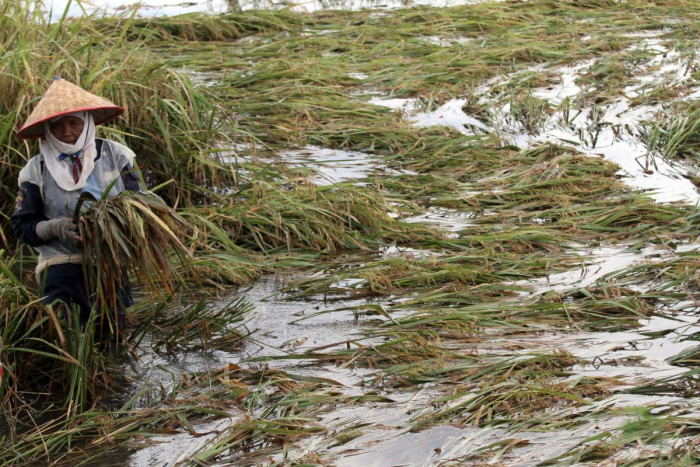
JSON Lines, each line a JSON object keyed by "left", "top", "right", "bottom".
{"left": 4, "top": 0, "right": 700, "bottom": 465}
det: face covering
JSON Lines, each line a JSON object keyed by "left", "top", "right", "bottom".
{"left": 41, "top": 111, "right": 97, "bottom": 192}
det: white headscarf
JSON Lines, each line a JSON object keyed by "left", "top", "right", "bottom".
{"left": 41, "top": 111, "right": 97, "bottom": 192}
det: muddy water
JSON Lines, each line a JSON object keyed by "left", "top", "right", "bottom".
{"left": 129, "top": 416, "right": 246, "bottom": 465}
{"left": 126, "top": 274, "right": 384, "bottom": 384}
{"left": 279, "top": 146, "right": 379, "bottom": 186}
{"left": 331, "top": 413, "right": 628, "bottom": 466}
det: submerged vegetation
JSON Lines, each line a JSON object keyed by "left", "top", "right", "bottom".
{"left": 2, "top": 0, "right": 700, "bottom": 464}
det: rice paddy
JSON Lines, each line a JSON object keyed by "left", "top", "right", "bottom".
{"left": 2, "top": 0, "right": 700, "bottom": 464}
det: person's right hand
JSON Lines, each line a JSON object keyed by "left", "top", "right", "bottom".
{"left": 36, "top": 218, "right": 80, "bottom": 244}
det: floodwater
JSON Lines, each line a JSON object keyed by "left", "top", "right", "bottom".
{"left": 129, "top": 269, "right": 688, "bottom": 466}
{"left": 39, "top": 0, "right": 700, "bottom": 464}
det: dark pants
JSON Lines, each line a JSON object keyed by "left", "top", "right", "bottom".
{"left": 40, "top": 263, "right": 132, "bottom": 333}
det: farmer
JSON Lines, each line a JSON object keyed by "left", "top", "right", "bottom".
{"left": 10, "top": 77, "right": 141, "bottom": 333}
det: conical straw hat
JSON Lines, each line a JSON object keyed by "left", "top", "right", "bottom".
{"left": 17, "top": 77, "right": 124, "bottom": 139}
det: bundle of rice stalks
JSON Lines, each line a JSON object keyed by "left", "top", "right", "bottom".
{"left": 78, "top": 191, "right": 195, "bottom": 323}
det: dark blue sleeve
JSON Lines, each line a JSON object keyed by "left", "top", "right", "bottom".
{"left": 121, "top": 163, "right": 143, "bottom": 192}
{"left": 10, "top": 181, "right": 47, "bottom": 247}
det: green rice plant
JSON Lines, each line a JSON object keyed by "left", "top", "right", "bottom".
{"left": 203, "top": 180, "right": 435, "bottom": 253}
{"left": 449, "top": 226, "right": 570, "bottom": 254}
{"left": 0, "top": 301, "right": 112, "bottom": 430}
{"left": 665, "top": 344, "right": 700, "bottom": 367}
{"left": 387, "top": 142, "right": 672, "bottom": 240}
{"left": 4, "top": 364, "right": 343, "bottom": 465}
{"left": 0, "top": 249, "right": 32, "bottom": 305}
{"left": 390, "top": 134, "right": 508, "bottom": 173}
{"left": 381, "top": 293, "right": 652, "bottom": 334}
{"left": 125, "top": 0, "right": 698, "bottom": 169}
{"left": 213, "top": 63, "right": 417, "bottom": 153}
{"left": 409, "top": 352, "right": 613, "bottom": 430}
{"left": 248, "top": 328, "right": 451, "bottom": 375}
{"left": 173, "top": 366, "right": 393, "bottom": 465}
{"left": 0, "top": 363, "right": 249, "bottom": 465}
{"left": 551, "top": 295, "right": 656, "bottom": 331}
{"left": 589, "top": 251, "right": 700, "bottom": 295}
{"left": 490, "top": 71, "right": 563, "bottom": 106}
{"left": 439, "top": 144, "right": 693, "bottom": 243}
{"left": 188, "top": 252, "right": 262, "bottom": 286}
{"left": 431, "top": 378, "right": 601, "bottom": 427}
{"left": 508, "top": 91, "right": 554, "bottom": 135}
{"left": 285, "top": 251, "right": 579, "bottom": 304}
{"left": 95, "top": 9, "right": 310, "bottom": 43}
{"left": 0, "top": 256, "right": 61, "bottom": 419}
{"left": 1, "top": 1, "right": 699, "bottom": 464}
{"left": 62, "top": 307, "right": 104, "bottom": 416}
{"left": 641, "top": 104, "right": 700, "bottom": 163}
{"left": 181, "top": 416, "right": 326, "bottom": 465}
{"left": 627, "top": 366, "right": 700, "bottom": 397}
{"left": 575, "top": 53, "right": 635, "bottom": 104}
{"left": 179, "top": 207, "right": 267, "bottom": 285}
{"left": 629, "top": 82, "right": 686, "bottom": 108}
{"left": 545, "top": 406, "right": 700, "bottom": 466}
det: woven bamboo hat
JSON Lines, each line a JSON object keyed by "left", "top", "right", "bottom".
{"left": 17, "top": 77, "right": 124, "bottom": 139}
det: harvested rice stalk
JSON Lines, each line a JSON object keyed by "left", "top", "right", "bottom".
{"left": 78, "top": 191, "right": 195, "bottom": 320}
